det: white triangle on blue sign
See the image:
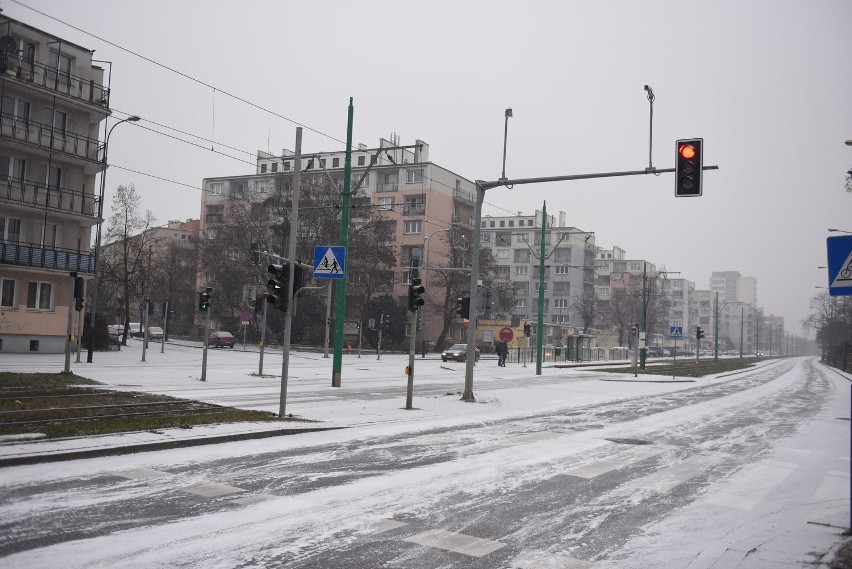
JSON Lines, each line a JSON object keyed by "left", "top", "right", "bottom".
{"left": 831, "top": 248, "right": 852, "bottom": 289}
{"left": 315, "top": 248, "right": 343, "bottom": 274}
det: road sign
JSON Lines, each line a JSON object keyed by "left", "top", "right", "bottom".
{"left": 313, "top": 246, "right": 346, "bottom": 279}
{"left": 827, "top": 235, "right": 852, "bottom": 296}
{"left": 240, "top": 311, "right": 252, "bottom": 322}
{"left": 669, "top": 326, "right": 683, "bottom": 338}
{"left": 499, "top": 327, "right": 514, "bottom": 342}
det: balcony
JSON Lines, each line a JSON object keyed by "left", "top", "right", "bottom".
{"left": 454, "top": 188, "right": 475, "bottom": 204}
{"left": 0, "top": 114, "right": 103, "bottom": 165}
{"left": 1, "top": 54, "right": 110, "bottom": 111}
{"left": 377, "top": 182, "right": 398, "bottom": 193}
{"left": 0, "top": 176, "right": 97, "bottom": 219}
{"left": 1, "top": 241, "right": 95, "bottom": 274}
{"left": 402, "top": 205, "right": 425, "bottom": 216}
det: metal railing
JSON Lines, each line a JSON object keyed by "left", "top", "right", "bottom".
{"left": 0, "top": 241, "right": 95, "bottom": 274}
{"left": 0, "top": 176, "right": 97, "bottom": 217}
{"left": 1, "top": 54, "right": 110, "bottom": 109}
{"left": 0, "top": 113, "right": 104, "bottom": 164}
{"left": 377, "top": 182, "right": 398, "bottom": 193}
{"left": 402, "top": 205, "right": 425, "bottom": 216}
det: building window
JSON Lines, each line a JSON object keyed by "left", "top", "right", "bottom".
{"left": 535, "top": 281, "right": 547, "bottom": 291}
{"left": 489, "top": 221, "right": 495, "bottom": 228}
{"left": 260, "top": 164, "right": 267, "bottom": 173}
{"left": 496, "top": 249, "right": 509, "bottom": 259}
{"left": 630, "top": 263, "right": 642, "bottom": 271}
{"left": 514, "top": 250, "right": 530, "bottom": 263}
{"left": 554, "top": 298, "right": 569, "bottom": 308}
{"left": 378, "top": 196, "right": 394, "bottom": 211}
{"left": 3, "top": 95, "right": 30, "bottom": 128}
{"left": 406, "top": 168, "right": 423, "bottom": 183}
{"left": 283, "top": 161, "right": 291, "bottom": 171}
{"left": 496, "top": 266, "right": 510, "bottom": 279}
{"left": 333, "top": 157, "right": 340, "bottom": 168}
{"left": 0, "top": 153, "right": 26, "bottom": 181}
{"left": 358, "top": 155, "right": 366, "bottom": 166}
{"left": 27, "top": 281, "right": 52, "bottom": 310}
{"left": 1, "top": 216, "right": 22, "bottom": 242}
{"left": 555, "top": 266, "right": 571, "bottom": 274}
{"left": 209, "top": 182, "right": 223, "bottom": 195}
{"left": 271, "top": 163, "right": 278, "bottom": 172}
{"left": 403, "top": 220, "right": 422, "bottom": 234}
{"left": 514, "top": 299, "right": 526, "bottom": 308}
{"left": 29, "top": 340, "right": 39, "bottom": 352}
{"left": 1, "top": 278, "right": 15, "bottom": 308}
{"left": 516, "top": 266, "right": 528, "bottom": 275}
{"left": 495, "top": 232, "right": 512, "bottom": 246}
{"left": 480, "top": 233, "right": 491, "bottom": 243}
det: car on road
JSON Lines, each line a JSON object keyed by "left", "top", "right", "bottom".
{"left": 128, "top": 323, "right": 143, "bottom": 337}
{"left": 208, "top": 331, "right": 236, "bottom": 348}
{"left": 441, "top": 343, "right": 480, "bottom": 362}
{"left": 148, "top": 326, "right": 164, "bottom": 340}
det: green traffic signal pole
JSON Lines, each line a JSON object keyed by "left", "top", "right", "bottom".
{"left": 331, "top": 98, "right": 354, "bottom": 388}
{"left": 536, "top": 203, "right": 547, "bottom": 375}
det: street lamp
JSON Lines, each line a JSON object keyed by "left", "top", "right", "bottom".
{"left": 828, "top": 228, "right": 852, "bottom": 235}
{"left": 500, "top": 108, "right": 512, "bottom": 184}
{"left": 86, "top": 114, "right": 141, "bottom": 362}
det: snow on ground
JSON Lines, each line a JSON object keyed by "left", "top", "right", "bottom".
{"left": 1, "top": 342, "right": 850, "bottom": 567}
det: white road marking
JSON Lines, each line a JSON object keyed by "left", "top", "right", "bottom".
{"left": 404, "top": 529, "right": 506, "bottom": 557}
{"left": 564, "top": 447, "right": 664, "bottom": 479}
{"left": 181, "top": 482, "right": 245, "bottom": 497}
{"left": 111, "top": 467, "right": 169, "bottom": 480}
{"left": 620, "top": 454, "right": 712, "bottom": 495}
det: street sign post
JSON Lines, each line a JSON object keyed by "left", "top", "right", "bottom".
{"left": 669, "top": 326, "right": 683, "bottom": 338}
{"left": 827, "top": 235, "right": 852, "bottom": 296}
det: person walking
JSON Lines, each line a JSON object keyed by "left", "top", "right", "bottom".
{"left": 496, "top": 340, "right": 508, "bottom": 367}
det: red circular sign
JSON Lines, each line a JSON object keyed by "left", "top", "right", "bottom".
{"left": 499, "top": 327, "right": 514, "bottom": 342}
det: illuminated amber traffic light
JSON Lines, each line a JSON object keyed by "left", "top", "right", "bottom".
{"left": 675, "top": 138, "right": 703, "bottom": 197}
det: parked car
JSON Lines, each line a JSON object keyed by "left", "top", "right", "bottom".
{"left": 128, "top": 323, "right": 143, "bottom": 337}
{"left": 107, "top": 324, "right": 122, "bottom": 344}
{"left": 209, "top": 331, "right": 236, "bottom": 348}
{"left": 441, "top": 343, "right": 480, "bottom": 362}
{"left": 148, "top": 326, "right": 164, "bottom": 340}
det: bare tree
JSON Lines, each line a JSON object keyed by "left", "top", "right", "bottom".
{"left": 100, "top": 184, "right": 157, "bottom": 345}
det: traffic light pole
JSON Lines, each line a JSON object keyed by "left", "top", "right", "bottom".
{"left": 200, "top": 305, "right": 211, "bottom": 381}
{"left": 279, "top": 127, "right": 302, "bottom": 418}
{"left": 406, "top": 308, "right": 417, "bottom": 410}
{"left": 462, "top": 165, "right": 718, "bottom": 401}
{"left": 536, "top": 203, "right": 547, "bottom": 375}
{"left": 331, "top": 99, "right": 354, "bottom": 388}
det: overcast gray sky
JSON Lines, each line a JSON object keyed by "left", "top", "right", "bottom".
{"left": 7, "top": 0, "right": 851, "bottom": 334}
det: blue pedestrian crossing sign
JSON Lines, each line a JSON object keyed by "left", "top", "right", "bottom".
{"left": 669, "top": 326, "right": 683, "bottom": 338}
{"left": 827, "top": 235, "right": 852, "bottom": 296}
{"left": 313, "top": 246, "right": 346, "bottom": 279}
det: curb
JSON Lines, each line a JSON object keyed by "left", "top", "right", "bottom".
{"left": 0, "top": 426, "right": 345, "bottom": 468}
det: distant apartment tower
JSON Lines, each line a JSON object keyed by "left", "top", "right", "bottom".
{"left": 0, "top": 16, "right": 110, "bottom": 353}
{"left": 710, "top": 271, "right": 757, "bottom": 305}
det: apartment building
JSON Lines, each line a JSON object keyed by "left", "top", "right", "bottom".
{"left": 480, "top": 210, "right": 596, "bottom": 347}
{"left": 199, "top": 137, "right": 476, "bottom": 344}
{"left": 0, "top": 16, "right": 110, "bottom": 353}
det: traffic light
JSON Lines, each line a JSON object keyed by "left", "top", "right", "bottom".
{"left": 74, "top": 297, "right": 84, "bottom": 311}
{"left": 696, "top": 327, "right": 705, "bottom": 340}
{"left": 675, "top": 138, "right": 703, "bottom": 197}
{"left": 198, "top": 289, "right": 212, "bottom": 311}
{"left": 73, "top": 276, "right": 84, "bottom": 300}
{"left": 408, "top": 278, "right": 425, "bottom": 312}
{"left": 382, "top": 313, "right": 391, "bottom": 329}
{"left": 267, "top": 264, "right": 304, "bottom": 311}
{"left": 199, "top": 290, "right": 212, "bottom": 311}
{"left": 632, "top": 324, "right": 639, "bottom": 336}
{"left": 455, "top": 296, "right": 470, "bottom": 319}
{"left": 524, "top": 323, "right": 532, "bottom": 337}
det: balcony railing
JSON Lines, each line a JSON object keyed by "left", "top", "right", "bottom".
{"left": 0, "top": 113, "right": 104, "bottom": 164}
{"left": 1, "top": 241, "right": 95, "bottom": 274}
{"left": 454, "top": 188, "right": 475, "bottom": 204}
{"left": 1, "top": 54, "right": 110, "bottom": 110}
{"left": 402, "top": 205, "right": 425, "bottom": 216}
{"left": 377, "top": 182, "right": 398, "bottom": 193}
{"left": 0, "top": 176, "right": 97, "bottom": 217}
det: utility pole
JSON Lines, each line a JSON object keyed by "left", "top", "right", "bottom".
{"left": 279, "top": 127, "right": 302, "bottom": 418}
{"left": 640, "top": 262, "right": 648, "bottom": 369}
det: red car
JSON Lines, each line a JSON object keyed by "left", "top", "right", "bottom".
{"left": 208, "top": 331, "right": 236, "bottom": 348}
